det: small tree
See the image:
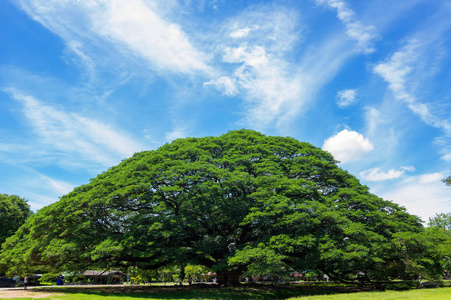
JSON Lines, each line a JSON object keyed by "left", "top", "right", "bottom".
{"left": 428, "top": 213, "right": 451, "bottom": 272}
{"left": 185, "top": 265, "right": 210, "bottom": 282}
{"left": 0, "top": 194, "right": 32, "bottom": 274}
{"left": 443, "top": 173, "right": 451, "bottom": 186}
{"left": 0, "top": 194, "right": 32, "bottom": 245}
{"left": 429, "top": 213, "right": 451, "bottom": 231}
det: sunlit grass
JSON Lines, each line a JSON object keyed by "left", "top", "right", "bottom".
{"left": 289, "top": 288, "right": 451, "bottom": 300}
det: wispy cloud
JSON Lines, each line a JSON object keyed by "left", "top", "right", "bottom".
{"left": 39, "top": 174, "right": 74, "bottom": 196}
{"left": 322, "top": 129, "right": 374, "bottom": 163}
{"left": 26, "top": 192, "right": 63, "bottom": 211}
{"left": 0, "top": 164, "right": 76, "bottom": 211}
{"left": 230, "top": 27, "right": 252, "bottom": 38}
{"left": 315, "top": 0, "right": 378, "bottom": 53}
{"left": 5, "top": 88, "right": 145, "bottom": 167}
{"left": 205, "top": 4, "right": 360, "bottom": 130}
{"left": 0, "top": 143, "right": 30, "bottom": 154}
{"left": 219, "top": 45, "right": 304, "bottom": 128}
{"left": 336, "top": 89, "right": 357, "bottom": 107}
{"left": 94, "top": 0, "right": 212, "bottom": 75}
{"left": 17, "top": 0, "right": 212, "bottom": 76}
{"left": 360, "top": 166, "right": 415, "bottom": 181}
{"left": 203, "top": 76, "right": 238, "bottom": 96}
{"left": 204, "top": 5, "right": 304, "bottom": 129}
{"left": 361, "top": 105, "right": 402, "bottom": 165}
{"left": 15, "top": 0, "right": 371, "bottom": 133}
{"left": 373, "top": 40, "right": 451, "bottom": 136}
{"left": 165, "top": 127, "right": 190, "bottom": 142}
{"left": 25, "top": 171, "right": 75, "bottom": 205}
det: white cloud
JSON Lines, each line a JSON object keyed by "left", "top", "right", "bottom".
{"left": 27, "top": 193, "right": 61, "bottom": 210}
{"left": 360, "top": 166, "right": 415, "bottom": 181}
{"left": 205, "top": 5, "right": 359, "bottom": 130}
{"left": 219, "top": 45, "right": 304, "bottom": 127}
{"left": 27, "top": 199, "right": 45, "bottom": 211}
{"left": 379, "top": 172, "right": 451, "bottom": 222}
{"left": 40, "top": 175, "right": 75, "bottom": 196}
{"left": 25, "top": 171, "right": 75, "bottom": 201}
{"left": 418, "top": 172, "right": 444, "bottom": 184}
{"left": 365, "top": 107, "right": 383, "bottom": 136}
{"left": 336, "top": 89, "right": 357, "bottom": 107}
{"left": 95, "top": 0, "right": 211, "bottom": 74}
{"left": 203, "top": 76, "right": 238, "bottom": 96}
{"left": 6, "top": 88, "right": 145, "bottom": 167}
{"left": 204, "top": 6, "right": 306, "bottom": 129}
{"left": 373, "top": 40, "right": 451, "bottom": 136}
{"left": 0, "top": 165, "right": 77, "bottom": 211}
{"left": 17, "top": 0, "right": 211, "bottom": 75}
{"left": 230, "top": 27, "right": 251, "bottom": 38}
{"left": 401, "top": 165, "right": 416, "bottom": 172}
{"left": 0, "top": 143, "right": 29, "bottom": 153}
{"left": 322, "top": 129, "right": 374, "bottom": 163}
{"left": 315, "top": 0, "right": 378, "bottom": 53}
{"left": 165, "top": 127, "right": 189, "bottom": 142}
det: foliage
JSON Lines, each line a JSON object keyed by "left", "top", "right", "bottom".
{"left": 0, "top": 194, "right": 32, "bottom": 245}
{"left": 428, "top": 213, "right": 451, "bottom": 231}
{"left": 126, "top": 265, "right": 182, "bottom": 283}
{"left": 185, "top": 264, "right": 210, "bottom": 282}
{"left": 155, "top": 265, "right": 180, "bottom": 282}
{"left": 230, "top": 246, "right": 290, "bottom": 279}
{"left": 0, "top": 130, "right": 437, "bottom": 282}
{"left": 443, "top": 173, "right": 451, "bottom": 186}
{"left": 0, "top": 194, "right": 32, "bottom": 273}
{"left": 130, "top": 275, "right": 142, "bottom": 284}
{"left": 427, "top": 214, "right": 451, "bottom": 272}
{"left": 40, "top": 273, "right": 59, "bottom": 283}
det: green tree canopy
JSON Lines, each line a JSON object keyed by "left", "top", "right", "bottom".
{"left": 427, "top": 213, "right": 451, "bottom": 271}
{"left": 0, "top": 193, "right": 32, "bottom": 274}
{"left": 0, "top": 194, "right": 32, "bottom": 245}
{"left": 0, "top": 130, "right": 439, "bottom": 282}
{"left": 428, "top": 213, "right": 451, "bottom": 231}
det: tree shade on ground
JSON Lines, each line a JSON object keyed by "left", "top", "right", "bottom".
{"left": 0, "top": 130, "right": 446, "bottom": 282}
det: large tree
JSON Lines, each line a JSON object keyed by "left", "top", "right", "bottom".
{"left": 427, "top": 213, "right": 451, "bottom": 271}
{"left": 0, "top": 130, "right": 440, "bottom": 282}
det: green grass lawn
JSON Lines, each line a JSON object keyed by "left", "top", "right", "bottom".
{"left": 289, "top": 288, "right": 451, "bottom": 300}
{"left": 1, "top": 285, "right": 450, "bottom": 300}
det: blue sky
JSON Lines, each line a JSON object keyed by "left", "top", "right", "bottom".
{"left": 1, "top": 0, "right": 450, "bottom": 222}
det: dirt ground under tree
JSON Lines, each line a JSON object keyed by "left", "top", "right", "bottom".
{"left": 0, "top": 288, "right": 62, "bottom": 299}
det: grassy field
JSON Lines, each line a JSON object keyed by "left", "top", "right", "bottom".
{"left": 291, "top": 288, "right": 451, "bottom": 300}
{"left": 0, "top": 285, "right": 449, "bottom": 300}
